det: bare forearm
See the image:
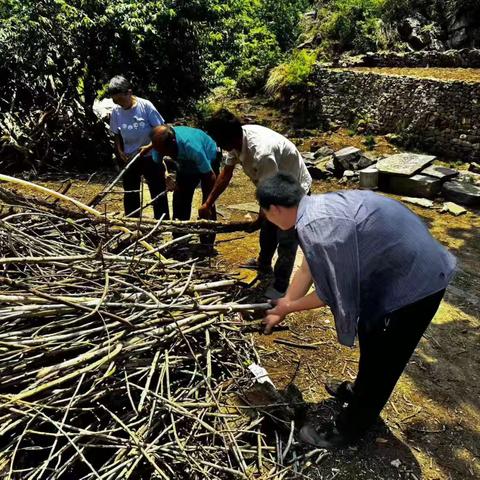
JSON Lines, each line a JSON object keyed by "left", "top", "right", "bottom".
{"left": 288, "top": 290, "right": 325, "bottom": 313}
{"left": 201, "top": 172, "right": 216, "bottom": 199}
{"left": 113, "top": 136, "right": 125, "bottom": 160}
{"left": 284, "top": 259, "right": 313, "bottom": 302}
{"left": 263, "top": 287, "right": 325, "bottom": 334}
{"left": 204, "top": 168, "right": 233, "bottom": 207}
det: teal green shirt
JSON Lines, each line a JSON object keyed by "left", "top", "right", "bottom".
{"left": 153, "top": 126, "right": 217, "bottom": 174}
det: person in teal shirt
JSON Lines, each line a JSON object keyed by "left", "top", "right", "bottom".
{"left": 147, "top": 125, "right": 220, "bottom": 249}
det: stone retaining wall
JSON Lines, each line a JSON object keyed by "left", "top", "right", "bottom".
{"left": 298, "top": 68, "right": 480, "bottom": 161}
{"left": 337, "top": 49, "right": 480, "bottom": 68}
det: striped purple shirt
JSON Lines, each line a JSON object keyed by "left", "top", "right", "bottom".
{"left": 296, "top": 191, "right": 456, "bottom": 347}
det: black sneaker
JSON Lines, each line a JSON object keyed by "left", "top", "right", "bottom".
{"left": 325, "top": 380, "right": 355, "bottom": 402}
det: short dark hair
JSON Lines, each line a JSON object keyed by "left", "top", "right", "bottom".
{"left": 150, "top": 124, "right": 175, "bottom": 145}
{"left": 256, "top": 172, "right": 305, "bottom": 209}
{"left": 107, "top": 75, "right": 132, "bottom": 96}
{"left": 205, "top": 109, "right": 242, "bottom": 146}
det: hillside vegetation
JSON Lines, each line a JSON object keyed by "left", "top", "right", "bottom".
{"left": 298, "top": 0, "right": 480, "bottom": 56}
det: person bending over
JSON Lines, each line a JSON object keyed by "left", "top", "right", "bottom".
{"left": 257, "top": 172, "right": 455, "bottom": 448}
{"left": 200, "top": 109, "right": 312, "bottom": 299}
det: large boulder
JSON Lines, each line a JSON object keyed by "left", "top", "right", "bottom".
{"left": 446, "top": 5, "right": 480, "bottom": 49}
{"left": 398, "top": 16, "right": 442, "bottom": 51}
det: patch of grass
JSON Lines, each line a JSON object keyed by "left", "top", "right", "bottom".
{"left": 265, "top": 49, "right": 318, "bottom": 99}
{"left": 363, "top": 134, "right": 376, "bottom": 149}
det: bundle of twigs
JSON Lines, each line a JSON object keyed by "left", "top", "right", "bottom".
{"left": 0, "top": 182, "right": 300, "bottom": 480}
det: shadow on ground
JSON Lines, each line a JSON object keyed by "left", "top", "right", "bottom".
{"left": 299, "top": 399, "right": 423, "bottom": 480}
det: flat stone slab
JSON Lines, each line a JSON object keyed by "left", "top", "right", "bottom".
{"left": 421, "top": 165, "right": 459, "bottom": 180}
{"left": 441, "top": 202, "right": 467, "bottom": 216}
{"left": 227, "top": 202, "right": 259, "bottom": 213}
{"left": 377, "top": 153, "right": 436, "bottom": 176}
{"left": 383, "top": 174, "right": 442, "bottom": 199}
{"left": 442, "top": 181, "right": 480, "bottom": 206}
{"left": 401, "top": 197, "right": 434, "bottom": 208}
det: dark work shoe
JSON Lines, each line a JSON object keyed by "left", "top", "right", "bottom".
{"left": 325, "top": 380, "right": 355, "bottom": 402}
{"left": 299, "top": 423, "right": 354, "bottom": 449}
{"left": 241, "top": 258, "right": 273, "bottom": 275}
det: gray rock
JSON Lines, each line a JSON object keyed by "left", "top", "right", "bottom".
{"left": 421, "top": 164, "right": 459, "bottom": 180}
{"left": 442, "top": 181, "right": 480, "bottom": 206}
{"left": 344, "top": 170, "right": 355, "bottom": 178}
{"left": 469, "top": 162, "right": 480, "bottom": 174}
{"left": 441, "top": 202, "right": 467, "bottom": 216}
{"left": 311, "top": 155, "right": 333, "bottom": 167}
{"left": 334, "top": 146, "right": 362, "bottom": 170}
{"left": 326, "top": 158, "right": 336, "bottom": 173}
{"left": 351, "top": 152, "right": 377, "bottom": 171}
{"left": 450, "top": 26, "right": 469, "bottom": 49}
{"left": 314, "top": 146, "right": 335, "bottom": 159}
{"left": 307, "top": 156, "right": 334, "bottom": 180}
{"left": 302, "top": 152, "right": 316, "bottom": 162}
{"left": 377, "top": 153, "right": 436, "bottom": 177}
{"left": 383, "top": 174, "right": 442, "bottom": 199}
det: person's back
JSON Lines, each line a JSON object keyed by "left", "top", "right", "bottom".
{"left": 235, "top": 124, "right": 311, "bottom": 192}
{"left": 173, "top": 126, "right": 217, "bottom": 174}
{"left": 297, "top": 190, "right": 456, "bottom": 343}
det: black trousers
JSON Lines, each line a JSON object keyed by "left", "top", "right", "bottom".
{"left": 172, "top": 157, "right": 220, "bottom": 246}
{"left": 173, "top": 171, "right": 216, "bottom": 214}
{"left": 336, "top": 289, "right": 446, "bottom": 437}
{"left": 122, "top": 155, "right": 169, "bottom": 220}
{"left": 258, "top": 220, "right": 298, "bottom": 293}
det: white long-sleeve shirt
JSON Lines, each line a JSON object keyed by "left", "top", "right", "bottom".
{"left": 225, "top": 125, "right": 312, "bottom": 193}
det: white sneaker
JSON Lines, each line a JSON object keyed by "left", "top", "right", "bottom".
{"left": 264, "top": 285, "right": 285, "bottom": 300}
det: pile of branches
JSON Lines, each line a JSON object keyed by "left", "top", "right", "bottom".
{"left": 0, "top": 181, "right": 300, "bottom": 479}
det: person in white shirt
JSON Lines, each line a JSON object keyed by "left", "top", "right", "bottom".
{"left": 199, "top": 109, "right": 312, "bottom": 299}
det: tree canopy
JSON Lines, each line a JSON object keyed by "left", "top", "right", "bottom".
{"left": 0, "top": 0, "right": 311, "bottom": 172}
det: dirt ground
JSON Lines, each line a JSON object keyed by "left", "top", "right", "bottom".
{"left": 2, "top": 100, "right": 479, "bottom": 480}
